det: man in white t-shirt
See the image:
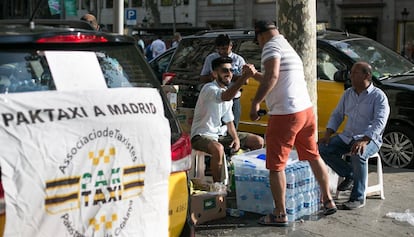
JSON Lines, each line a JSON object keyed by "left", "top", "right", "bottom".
{"left": 247, "top": 20, "right": 337, "bottom": 226}
{"left": 191, "top": 56, "right": 264, "bottom": 183}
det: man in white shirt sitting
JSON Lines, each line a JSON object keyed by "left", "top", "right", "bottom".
{"left": 191, "top": 56, "right": 264, "bottom": 183}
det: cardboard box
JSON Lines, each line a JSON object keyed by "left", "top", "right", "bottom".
{"left": 190, "top": 191, "right": 226, "bottom": 225}
{"left": 175, "top": 107, "right": 194, "bottom": 133}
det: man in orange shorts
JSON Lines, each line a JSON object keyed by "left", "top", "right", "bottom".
{"left": 248, "top": 20, "right": 337, "bottom": 226}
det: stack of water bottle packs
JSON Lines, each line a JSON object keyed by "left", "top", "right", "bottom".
{"left": 231, "top": 148, "right": 321, "bottom": 222}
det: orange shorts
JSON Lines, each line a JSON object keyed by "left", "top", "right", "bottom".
{"left": 265, "top": 107, "right": 320, "bottom": 171}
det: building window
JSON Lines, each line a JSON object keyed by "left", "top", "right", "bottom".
{"left": 398, "top": 21, "right": 414, "bottom": 62}
{"left": 106, "top": 0, "right": 113, "bottom": 8}
{"left": 208, "top": 0, "right": 232, "bottom": 5}
{"left": 131, "top": 0, "right": 143, "bottom": 7}
{"left": 80, "top": 0, "right": 91, "bottom": 9}
{"left": 161, "top": 0, "right": 172, "bottom": 6}
{"left": 161, "top": 0, "right": 181, "bottom": 6}
{"left": 105, "top": 0, "right": 128, "bottom": 8}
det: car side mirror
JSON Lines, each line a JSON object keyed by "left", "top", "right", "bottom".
{"left": 333, "top": 70, "right": 348, "bottom": 82}
{"left": 334, "top": 70, "right": 352, "bottom": 90}
{"left": 344, "top": 79, "right": 352, "bottom": 89}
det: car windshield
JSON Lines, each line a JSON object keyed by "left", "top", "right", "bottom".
{"left": 0, "top": 45, "right": 155, "bottom": 94}
{"left": 331, "top": 38, "right": 414, "bottom": 79}
{"left": 169, "top": 37, "right": 216, "bottom": 73}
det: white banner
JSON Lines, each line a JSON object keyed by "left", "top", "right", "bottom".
{"left": 0, "top": 88, "right": 171, "bottom": 237}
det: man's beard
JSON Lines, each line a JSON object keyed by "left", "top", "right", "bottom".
{"left": 218, "top": 75, "right": 230, "bottom": 86}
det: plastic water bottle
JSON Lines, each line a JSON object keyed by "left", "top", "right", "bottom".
{"left": 286, "top": 167, "right": 295, "bottom": 197}
{"left": 303, "top": 163, "right": 312, "bottom": 191}
{"left": 308, "top": 165, "right": 316, "bottom": 190}
{"left": 296, "top": 192, "right": 304, "bottom": 219}
{"left": 303, "top": 190, "right": 312, "bottom": 216}
{"left": 295, "top": 165, "right": 303, "bottom": 193}
{"left": 312, "top": 187, "right": 321, "bottom": 212}
{"left": 310, "top": 188, "right": 318, "bottom": 214}
{"left": 286, "top": 195, "right": 296, "bottom": 222}
{"left": 297, "top": 163, "right": 305, "bottom": 192}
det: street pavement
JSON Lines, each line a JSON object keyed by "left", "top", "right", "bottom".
{"left": 195, "top": 165, "right": 414, "bottom": 237}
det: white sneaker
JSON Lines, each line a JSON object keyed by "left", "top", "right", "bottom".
{"left": 344, "top": 200, "right": 365, "bottom": 210}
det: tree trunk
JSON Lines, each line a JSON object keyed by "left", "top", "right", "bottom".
{"left": 277, "top": 0, "right": 317, "bottom": 118}
{"left": 145, "top": 0, "right": 161, "bottom": 27}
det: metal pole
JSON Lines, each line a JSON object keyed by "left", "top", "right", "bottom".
{"left": 233, "top": 0, "right": 236, "bottom": 27}
{"left": 173, "top": 0, "right": 177, "bottom": 34}
{"left": 113, "top": 0, "right": 124, "bottom": 34}
{"left": 403, "top": 21, "right": 407, "bottom": 57}
{"left": 401, "top": 8, "right": 410, "bottom": 57}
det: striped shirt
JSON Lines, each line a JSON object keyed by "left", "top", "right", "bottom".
{"left": 261, "top": 35, "right": 312, "bottom": 115}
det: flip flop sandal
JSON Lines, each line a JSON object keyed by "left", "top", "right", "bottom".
{"left": 323, "top": 199, "right": 338, "bottom": 216}
{"left": 258, "top": 213, "right": 289, "bottom": 227}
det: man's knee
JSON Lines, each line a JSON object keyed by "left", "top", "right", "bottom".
{"left": 208, "top": 141, "right": 225, "bottom": 156}
{"left": 252, "top": 136, "right": 264, "bottom": 149}
{"left": 247, "top": 134, "right": 264, "bottom": 149}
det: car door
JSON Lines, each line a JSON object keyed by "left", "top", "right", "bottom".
{"left": 236, "top": 39, "right": 268, "bottom": 135}
{"left": 316, "top": 47, "right": 348, "bottom": 136}
{"left": 149, "top": 48, "right": 175, "bottom": 83}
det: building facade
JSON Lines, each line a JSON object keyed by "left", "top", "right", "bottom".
{"left": 317, "top": 0, "right": 413, "bottom": 57}
{"left": 0, "top": 0, "right": 413, "bottom": 59}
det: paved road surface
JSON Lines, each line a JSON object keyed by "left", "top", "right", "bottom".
{"left": 195, "top": 165, "right": 414, "bottom": 237}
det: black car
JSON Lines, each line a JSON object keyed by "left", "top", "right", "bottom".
{"left": 0, "top": 19, "right": 194, "bottom": 236}
{"left": 150, "top": 28, "right": 414, "bottom": 169}
{"left": 149, "top": 46, "right": 177, "bottom": 84}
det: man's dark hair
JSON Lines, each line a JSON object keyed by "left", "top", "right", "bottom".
{"left": 215, "top": 34, "right": 231, "bottom": 47}
{"left": 211, "top": 56, "right": 233, "bottom": 71}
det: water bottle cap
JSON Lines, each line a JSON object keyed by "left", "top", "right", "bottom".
{"left": 256, "top": 154, "right": 266, "bottom": 160}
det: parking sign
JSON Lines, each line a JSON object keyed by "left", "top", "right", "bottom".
{"left": 125, "top": 8, "right": 137, "bottom": 26}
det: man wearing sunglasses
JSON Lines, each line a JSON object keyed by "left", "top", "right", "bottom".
{"left": 191, "top": 56, "right": 264, "bottom": 183}
{"left": 200, "top": 34, "right": 246, "bottom": 129}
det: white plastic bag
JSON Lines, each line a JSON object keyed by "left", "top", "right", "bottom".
{"left": 385, "top": 209, "right": 414, "bottom": 226}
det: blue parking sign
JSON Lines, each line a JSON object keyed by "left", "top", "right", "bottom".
{"left": 126, "top": 8, "right": 137, "bottom": 25}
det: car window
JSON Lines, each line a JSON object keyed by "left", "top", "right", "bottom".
{"left": 0, "top": 53, "right": 50, "bottom": 93}
{"left": 317, "top": 48, "right": 345, "bottom": 81}
{"left": 169, "top": 38, "right": 216, "bottom": 73}
{"left": 0, "top": 45, "right": 155, "bottom": 94}
{"left": 331, "top": 39, "right": 414, "bottom": 78}
{"left": 149, "top": 49, "right": 175, "bottom": 82}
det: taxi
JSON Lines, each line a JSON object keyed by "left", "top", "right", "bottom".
{"left": 0, "top": 19, "right": 193, "bottom": 237}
